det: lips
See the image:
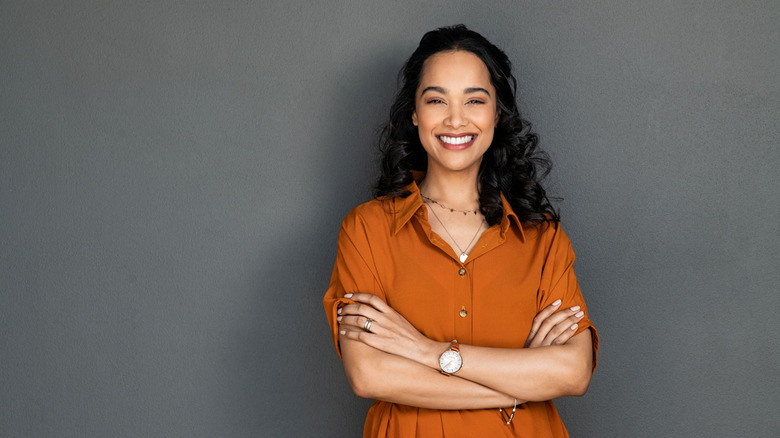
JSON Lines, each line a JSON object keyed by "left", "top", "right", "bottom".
{"left": 437, "top": 134, "right": 477, "bottom": 150}
{"left": 438, "top": 135, "right": 474, "bottom": 145}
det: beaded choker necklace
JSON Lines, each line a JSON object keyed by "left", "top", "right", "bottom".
{"left": 420, "top": 194, "right": 479, "bottom": 216}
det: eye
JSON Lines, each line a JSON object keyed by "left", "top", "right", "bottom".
{"left": 466, "top": 98, "right": 485, "bottom": 105}
{"left": 426, "top": 98, "right": 445, "bottom": 104}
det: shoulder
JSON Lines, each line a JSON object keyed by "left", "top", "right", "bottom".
{"left": 340, "top": 197, "right": 393, "bottom": 234}
{"left": 522, "top": 219, "right": 572, "bottom": 248}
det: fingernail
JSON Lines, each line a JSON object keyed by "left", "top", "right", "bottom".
{"left": 571, "top": 323, "right": 578, "bottom": 330}
{"left": 570, "top": 306, "right": 580, "bottom": 312}
{"left": 337, "top": 308, "right": 342, "bottom": 315}
{"left": 337, "top": 316, "right": 342, "bottom": 322}
{"left": 575, "top": 311, "right": 584, "bottom": 318}
{"left": 552, "top": 299, "right": 562, "bottom": 306}
{"left": 344, "top": 293, "right": 352, "bottom": 298}
{"left": 339, "top": 330, "right": 346, "bottom": 335}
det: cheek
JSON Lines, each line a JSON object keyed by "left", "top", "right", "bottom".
{"left": 478, "top": 118, "right": 496, "bottom": 146}
{"left": 467, "top": 108, "right": 497, "bottom": 130}
{"left": 481, "top": 110, "right": 499, "bottom": 127}
{"left": 414, "top": 109, "right": 434, "bottom": 128}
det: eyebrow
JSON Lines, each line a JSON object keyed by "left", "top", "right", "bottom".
{"left": 420, "top": 86, "right": 491, "bottom": 97}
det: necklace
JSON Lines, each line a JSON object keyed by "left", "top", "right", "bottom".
{"left": 425, "top": 200, "right": 484, "bottom": 263}
{"left": 420, "top": 194, "right": 479, "bottom": 216}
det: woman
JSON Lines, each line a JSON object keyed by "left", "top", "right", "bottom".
{"left": 323, "top": 25, "right": 598, "bottom": 437}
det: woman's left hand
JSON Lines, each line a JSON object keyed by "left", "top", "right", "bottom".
{"left": 524, "top": 299, "right": 585, "bottom": 348}
{"left": 338, "top": 293, "right": 444, "bottom": 367}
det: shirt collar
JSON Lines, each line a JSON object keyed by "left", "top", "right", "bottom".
{"left": 389, "top": 172, "right": 526, "bottom": 242}
{"left": 389, "top": 173, "right": 426, "bottom": 236}
{"left": 499, "top": 192, "right": 525, "bottom": 242}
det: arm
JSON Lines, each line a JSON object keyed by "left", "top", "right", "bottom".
{"left": 341, "top": 336, "right": 516, "bottom": 410}
{"left": 339, "top": 293, "right": 593, "bottom": 403}
{"left": 450, "top": 330, "right": 593, "bottom": 401}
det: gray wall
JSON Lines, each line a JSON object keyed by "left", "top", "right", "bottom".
{"left": 2, "top": 1, "right": 778, "bottom": 437}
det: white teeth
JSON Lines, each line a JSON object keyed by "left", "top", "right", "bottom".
{"left": 439, "top": 135, "right": 474, "bottom": 145}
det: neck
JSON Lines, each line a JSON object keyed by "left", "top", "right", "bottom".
{"left": 418, "top": 166, "right": 480, "bottom": 209}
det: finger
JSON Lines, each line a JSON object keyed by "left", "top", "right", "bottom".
{"left": 524, "top": 330, "right": 536, "bottom": 348}
{"left": 344, "top": 293, "right": 389, "bottom": 312}
{"left": 549, "top": 322, "right": 579, "bottom": 345}
{"left": 338, "top": 315, "right": 381, "bottom": 333}
{"left": 529, "top": 299, "right": 562, "bottom": 335}
{"left": 526, "top": 300, "right": 563, "bottom": 347}
{"left": 338, "top": 322, "right": 386, "bottom": 350}
{"left": 336, "top": 314, "right": 360, "bottom": 328}
{"left": 539, "top": 310, "right": 585, "bottom": 346}
{"left": 529, "top": 305, "right": 576, "bottom": 347}
{"left": 543, "top": 321, "right": 579, "bottom": 346}
{"left": 339, "top": 325, "right": 370, "bottom": 341}
{"left": 529, "top": 305, "right": 582, "bottom": 348}
{"left": 339, "top": 302, "right": 382, "bottom": 320}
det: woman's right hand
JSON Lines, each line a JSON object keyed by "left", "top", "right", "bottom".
{"left": 337, "top": 292, "right": 445, "bottom": 368}
{"left": 524, "top": 299, "right": 585, "bottom": 348}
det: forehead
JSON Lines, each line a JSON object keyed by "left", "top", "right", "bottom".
{"left": 418, "top": 50, "right": 493, "bottom": 90}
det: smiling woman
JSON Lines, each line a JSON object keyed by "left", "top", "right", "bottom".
{"left": 412, "top": 51, "right": 498, "bottom": 177}
{"left": 323, "top": 25, "right": 598, "bottom": 437}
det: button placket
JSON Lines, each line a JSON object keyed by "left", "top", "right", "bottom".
{"left": 454, "top": 263, "right": 471, "bottom": 338}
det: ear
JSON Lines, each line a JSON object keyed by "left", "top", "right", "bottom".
{"left": 412, "top": 111, "right": 418, "bottom": 126}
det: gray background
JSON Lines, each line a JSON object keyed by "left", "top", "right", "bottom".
{"left": 2, "top": 1, "right": 778, "bottom": 437}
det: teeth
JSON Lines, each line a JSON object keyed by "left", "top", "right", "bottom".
{"left": 439, "top": 135, "right": 474, "bottom": 145}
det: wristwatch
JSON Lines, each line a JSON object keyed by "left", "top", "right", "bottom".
{"left": 439, "top": 340, "right": 463, "bottom": 375}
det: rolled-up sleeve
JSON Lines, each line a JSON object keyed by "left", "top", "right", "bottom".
{"left": 323, "top": 210, "right": 387, "bottom": 359}
{"left": 538, "top": 223, "right": 599, "bottom": 371}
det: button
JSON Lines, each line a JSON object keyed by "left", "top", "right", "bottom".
{"left": 458, "top": 268, "right": 466, "bottom": 276}
{"left": 459, "top": 307, "right": 467, "bottom": 317}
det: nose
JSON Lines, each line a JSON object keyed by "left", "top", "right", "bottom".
{"left": 445, "top": 104, "right": 465, "bottom": 128}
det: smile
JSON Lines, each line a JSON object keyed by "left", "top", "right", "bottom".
{"left": 438, "top": 135, "right": 474, "bottom": 145}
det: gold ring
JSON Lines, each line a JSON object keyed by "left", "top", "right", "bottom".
{"left": 364, "top": 318, "right": 373, "bottom": 332}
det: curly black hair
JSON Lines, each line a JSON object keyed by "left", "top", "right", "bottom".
{"left": 374, "top": 24, "right": 558, "bottom": 226}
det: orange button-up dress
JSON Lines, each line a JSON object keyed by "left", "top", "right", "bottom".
{"left": 323, "top": 181, "right": 598, "bottom": 437}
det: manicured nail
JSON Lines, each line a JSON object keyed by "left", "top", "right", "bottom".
{"left": 337, "top": 308, "right": 342, "bottom": 315}
{"left": 570, "top": 324, "right": 578, "bottom": 330}
{"left": 339, "top": 330, "right": 346, "bottom": 335}
{"left": 575, "top": 311, "right": 584, "bottom": 318}
{"left": 552, "top": 299, "right": 562, "bottom": 307}
{"left": 337, "top": 316, "right": 342, "bottom": 322}
{"left": 344, "top": 293, "right": 353, "bottom": 298}
{"left": 570, "top": 306, "right": 580, "bottom": 312}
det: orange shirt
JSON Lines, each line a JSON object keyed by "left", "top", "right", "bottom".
{"left": 323, "top": 180, "right": 598, "bottom": 438}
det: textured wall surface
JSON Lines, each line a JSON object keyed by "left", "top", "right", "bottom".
{"left": 2, "top": 1, "right": 778, "bottom": 437}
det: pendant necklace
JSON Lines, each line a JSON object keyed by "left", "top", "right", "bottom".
{"left": 425, "top": 198, "right": 484, "bottom": 263}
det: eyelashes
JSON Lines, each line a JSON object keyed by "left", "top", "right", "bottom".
{"left": 424, "top": 98, "right": 486, "bottom": 105}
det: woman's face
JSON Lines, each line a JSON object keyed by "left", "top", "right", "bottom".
{"left": 412, "top": 50, "right": 498, "bottom": 177}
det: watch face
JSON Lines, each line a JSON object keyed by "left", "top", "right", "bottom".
{"left": 439, "top": 350, "right": 462, "bottom": 374}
